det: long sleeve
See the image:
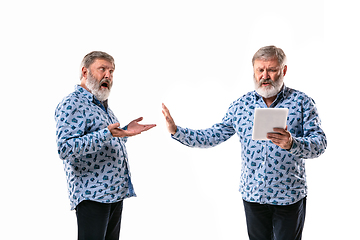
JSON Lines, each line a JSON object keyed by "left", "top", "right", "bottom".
{"left": 55, "top": 99, "right": 114, "bottom": 161}
{"left": 288, "top": 98, "right": 327, "bottom": 159}
{"left": 171, "top": 106, "right": 236, "bottom": 148}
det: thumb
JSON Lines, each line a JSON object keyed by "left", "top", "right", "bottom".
{"left": 108, "top": 122, "right": 120, "bottom": 130}
{"left": 133, "top": 117, "right": 143, "bottom": 123}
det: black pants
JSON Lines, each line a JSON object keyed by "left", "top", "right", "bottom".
{"left": 243, "top": 197, "right": 306, "bottom": 240}
{"left": 76, "top": 200, "right": 123, "bottom": 240}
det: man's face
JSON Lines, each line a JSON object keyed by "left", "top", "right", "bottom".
{"left": 253, "top": 58, "right": 286, "bottom": 98}
{"left": 84, "top": 59, "right": 115, "bottom": 101}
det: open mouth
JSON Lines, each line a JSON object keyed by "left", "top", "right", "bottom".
{"left": 100, "top": 79, "right": 111, "bottom": 89}
{"left": 101, "top": 82, "right": 109, "bottom": 88}
{"left": 260, "top": 80, "right": 273, "bottom": 88}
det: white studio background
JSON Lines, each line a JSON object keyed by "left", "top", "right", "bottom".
{"left": 1, "top": 0, "right": 358, "bottom": 239}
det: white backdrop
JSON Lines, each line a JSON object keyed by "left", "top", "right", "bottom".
{"left": 1, "top": 0, "right": 359, "bottom": 239}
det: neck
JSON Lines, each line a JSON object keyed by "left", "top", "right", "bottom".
{"left": 80, "top": 79, "right": 91, "bottom": 93}
{"left": 262, "top": 84, "right": 284, "bottom": 107}
{"left": 263, "top": 95, "right": 277, "bottom": 107}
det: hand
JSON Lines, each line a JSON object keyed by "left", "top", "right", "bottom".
{"left": 162, "top": 103, "right": 177, "bottom": 135}
{"left": 108, "top": 117, "right": 156, "bottom": 138}
{"left": 267, "top": 126, "right": 293, "bottom": 150}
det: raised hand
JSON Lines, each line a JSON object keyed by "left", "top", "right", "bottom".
{"left": 162, "top": 103, "right": 177, "bottom": 135}
{"left": 108, "top": 117, "right": 156, "bottom": 138}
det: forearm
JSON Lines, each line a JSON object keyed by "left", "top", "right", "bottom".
{"left": 289, "top": 134, "right": 327, "bottom": 159}
{"left": 171, "top": 124, "right": 235, "bottom": 148}
{"left": 57, "top": 127, "right": 113, "bottom": 160}
{"left": 288, "top": 102, "right": 327, "bottom": 158}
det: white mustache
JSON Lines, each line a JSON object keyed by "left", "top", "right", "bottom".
{"left": 99, "top": 79, "right": 112, "bottom": 89}
{"left": 259, "top": 78, "right": 275, "bottom": 87}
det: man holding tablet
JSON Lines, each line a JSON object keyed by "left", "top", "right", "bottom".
{"left": 162, "top": 46, "right": 327, "bottom": 240}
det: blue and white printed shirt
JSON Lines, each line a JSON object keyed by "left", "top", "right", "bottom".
{"left": 55, "top": 85, "right": 136, "bottom": 210}
{"left": 172, "top": 85, "right": 327, "bottom": 205}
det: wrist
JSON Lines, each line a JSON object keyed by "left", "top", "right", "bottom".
{"left": 171, "top": 126, "right": 177, "bottom": 135}
{"left": 286, "top": 137, "right": 293, "bottom": 150}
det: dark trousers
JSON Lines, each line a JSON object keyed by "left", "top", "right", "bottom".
{"left": 76, "top": 200, "right": 124, "bottom": 240}
{"left": 243, "top": 197, "right": 306, "bottom": 240}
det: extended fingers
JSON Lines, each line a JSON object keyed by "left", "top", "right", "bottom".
{"left": 162, "top": 103, "right": 177, "bottom": 134}
{"left": 162, "top": 104, "right": 168, "bottom": 116}
{"left": 142, "top": 124, "right": 157, "bottom": 132}
{"left": 162, "top": 103, "right": 171, "bottom": 115}
{"left": 162, "top": 104, "right": 174, "bottom": 121}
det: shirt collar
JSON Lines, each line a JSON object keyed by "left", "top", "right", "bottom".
{"left": 75, "top": 85, "right": 94, "bottom": 101}
{"left": 75, "top": 85, "right": 109, "bottom": 111}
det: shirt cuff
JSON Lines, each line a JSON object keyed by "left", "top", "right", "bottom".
{"left": 101, "top": 127, "right": 114, "bottom": 142}
{"left": 171, "top": 126, "right": 182, "bottom": 139}
{"left": 288, "top": 137, "right": 301, "bottom": 155}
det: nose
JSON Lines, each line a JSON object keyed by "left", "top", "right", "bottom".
{"left": 262, "top": 70, "right": 269, "bottom": 80}
{"left": 104, "top": 70, "right": 112, "bottom": 80}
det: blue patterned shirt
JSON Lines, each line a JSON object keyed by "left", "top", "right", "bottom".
{"left": 55, "top": 85, "right": 136, "bottom": 210}
{"left": 172, "top": 85, "right": 327, "bottom": 205}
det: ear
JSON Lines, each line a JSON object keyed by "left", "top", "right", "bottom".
{"left": 282, "top": 65, "right": 287, "bottom": 77}
{"left": 81, "top": 67, "right": 88, "bottom": 79}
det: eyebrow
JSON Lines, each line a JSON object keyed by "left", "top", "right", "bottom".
{"left": 256, "top": 67, "right": 279, "bottom": 70}
{"left": 99, "top": 65, "right": 115, "bottom": 70}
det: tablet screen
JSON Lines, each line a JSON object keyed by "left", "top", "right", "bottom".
{"left": 252, "top": 108, "right": 288, "bottom": 140}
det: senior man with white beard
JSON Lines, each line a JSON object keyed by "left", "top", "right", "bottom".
{"left": 55, "top": 51, "right": 156, "bottom": 240}
{"left": 162, "top": 46, "right": 327, "bottom": 240}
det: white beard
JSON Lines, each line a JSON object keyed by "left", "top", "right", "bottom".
{"left": 85, "top": 72, "right": 112, "bottom": 101}
{"left": 254, "top": 74, "right": 284, "bottom": 98}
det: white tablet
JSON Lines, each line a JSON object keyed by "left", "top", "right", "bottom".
{"left": 252, "top": 108, "right": 289, "bottom": 140}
